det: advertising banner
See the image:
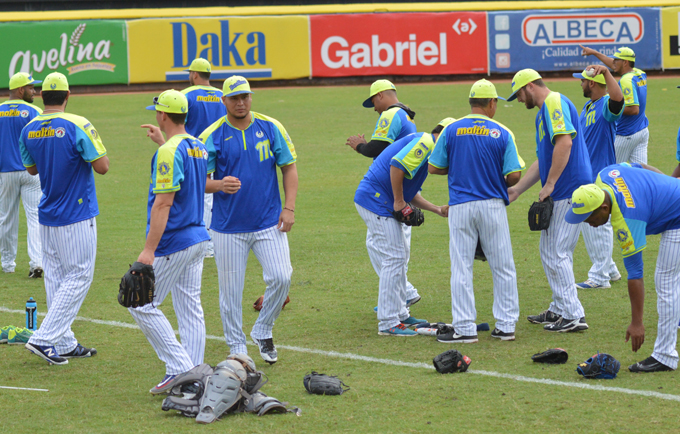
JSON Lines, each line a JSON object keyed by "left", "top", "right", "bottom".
{"left": 310, "top": 12, "right": 488, "bottom": 77}
{"left": 488, "top": 8, "right": 661, "bottom": 73}
{"left": 1, "top": 20, "right": 128, "bottom": 87}
{"left": 662, "top": 7, "right": 680, "bottom": 69}
{"left": 127, "top": 16, "right": 310, "bottom": 83}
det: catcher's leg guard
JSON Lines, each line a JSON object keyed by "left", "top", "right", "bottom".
{"left": 196, "top": 368, "right": 243, "bottom": 424}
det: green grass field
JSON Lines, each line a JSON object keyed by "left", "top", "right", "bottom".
{"left": 1, "top": 76, "right": 680, "bottom": 433}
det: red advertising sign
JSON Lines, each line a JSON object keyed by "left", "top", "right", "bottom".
{"left": 310, "top": 12, "right": 488, "bottom": 77}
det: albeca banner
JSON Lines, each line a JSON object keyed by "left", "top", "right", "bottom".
{"left": 488, "top": 8, "right": 661, "bottom": 73}
{"left": 2, "top": 20, "right": 128, "bottom": 87}
{"left": 310, "top": 12, "right": 488, "bottom": 77}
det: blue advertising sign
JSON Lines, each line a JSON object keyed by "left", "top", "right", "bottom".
{"left": 488, "top": 8, "right": 661, "bottom": 73}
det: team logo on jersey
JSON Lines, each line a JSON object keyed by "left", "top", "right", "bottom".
{"left": 90, "top": 129, "right": 98, "bottom": 139}
{"left": 197, "top": 95, "right": 221, "bottom": 103}
{"left": 551, "top": 109, "right": 562, "bottom": 121}
{"left": 489, "top": 129, "right": 501, "bottom": 139}
{"left": 158, "top": 161, "right": 170, "bottom": 175}
{"left": 613, "top": 177, "right": 635, "bottom": 208}
{"left": 379, "top": 118, "right": 389, "bottom": 128}
{"left": 55, "top": 127, "right": 66, "bottom": 138}
{"left": 608, "top": 169, "right": 620, "bottom": 178}
{"left": 202, "top": 149, "right": 208, "bottom": 160}
{"left": 617, "top": 229, "right": 628, "bottom": 242}
{"left": 624, "top": 88, "right": 631, "bottom": 95}
{"left": 256, "top": 131, "right": 264, "bottom": 138}
{"left": 20, "top": 110, "right": 29, "bottom": 118}
{"left": 415, "top": 148, "right": 424, "bottom": 158}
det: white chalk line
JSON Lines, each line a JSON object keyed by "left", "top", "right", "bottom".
{"left": 2, "top": 306, "right": 679, "bottom": 403}
{"left": 0, "top": 386, "right": 49, "bottom": 392}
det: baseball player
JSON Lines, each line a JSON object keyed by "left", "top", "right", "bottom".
{"left": 580, "top": 46, "right": 649, "bottom": 164}
{"left": 354, "top": 119, "right": 453, "bottom": 336}
{"left": 429, "top": 79, "right": 524, "bottom": 343}
{"left": 200, "top": 76, "right": 297, "bottom": 364}
{"left": 566, "top": 163, "right": 680, "bottom": 372}
{"left": 506, "top": 69, "right": 592, "bottom": 332}
{"left": 346, "top": 79, "right": 422, "bottom": 309}
{"left": 129, "top": 90, "right": 211, "bottom": 394}
{"left": 0, "top": 72, "right": 43, "bottom": 277}
{"left": 572, "top": 65, "right": 624, "bottom": 289}
{"left": 181, "top": 58, "right": 227, "bottom": 259}
{"left": 20, "top": 72, "right": 109, "bottom": 365}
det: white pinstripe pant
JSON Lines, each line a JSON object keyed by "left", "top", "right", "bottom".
{"left": 356, "top": 204, "right": 410, "bottom": 331}
{"left": 366, "top": 225, "right": 419, "bottom": 301}
{"left": 129, "top": 241, "right": 207, "bottom": 375}
{"left": 651, "top": 228, "right": 680, "bottom": 369}
{"left": 213, "top": 226, "right": 292, "bottom": 355}
{"left": 541, "top": 199, "right": 585, "bottom": 320}
{"left": 615, "top": 127, "right": 649, "bottom": 164}
{"left": 27, "top": 218, "right": 96, "bottom": 354}
{"left": 0, "top": 171, "right": 42, "bottom": 272}
{"left": 204, "top": 179, "right": 214, "bottom": 254}
{"left": 448, "top": 199, "right": 519, "bottom": 335}
{"left": 580, "top": 219, "right": 620, "bottom": 285}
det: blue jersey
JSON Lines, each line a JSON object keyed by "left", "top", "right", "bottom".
{"left": 19, "top": 113, "right": 106, "bottom": 227}
{"left": 371, "top": 106, "right": 416, "bottom": 145}
{"left": 0, "top": 100, "right": 42, "bottom": 172}
{"left": 535, "top": 92, "right": 592, "bottom": 200}
{"left": 354, "top": 132, "right": 435, "bottom": 217}
{"left": 201, "top": 112, "right": 296, "bottom": 233}
{"left": 147, "top": 133, "right": 210, "bottom": 257}
{"left": 580, "top": 95, "right": 623, "bottom": 179}
{"left": 616, "top": 68, "right": 649, "bottom": 136}
{"left": 181, "top": 85, "right": 226, "bottom": 137}
{"left": 429, "top": 115, "right": 525, "bottom": 206}
{"left": 675, "top": 126, "right": 680, "bottom": 163}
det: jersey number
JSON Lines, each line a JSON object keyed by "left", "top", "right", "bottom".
{"left": 255, "top": 140, "right": 271, "bottom": 162}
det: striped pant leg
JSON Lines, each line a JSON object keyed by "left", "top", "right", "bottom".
{"left": 28, "top": 219, "right": 97, "bottom": 354}
{"left": 0, "top": 171, "right": 21, "bottom": 271}
{"left": 20, "top": 171, "right": 42, "bottom": 269}
{"left": 615, "top": 128, "right": 648, "bottom": 164}
{"left": 480, "top": 199, "right": 519, "bottom": 333}
{"left": 402, "top": 225, "right": 420, "bottom": 301}
{"left": 356, "top": 204, "right": 408, "bottom": 331}
{"left": 203, "top": 192, "right": 214, "bottom": 253}
{"left": 213, "top": 230, "right": 252, "bottom": 356}
{"left": 448, "top": 201, "right": 478, "bottom": 336}
{"left": 128, "top": 245, "right": 198, "bottom": 375}
{"left": 629, "top": 127, "right": 649, "bottom": 165}
{"left": 540, "top": 199, "right": 585, "bottom": 319}
{"left": 581, "top": 219, "right": 619, "bottom": 284}
{"left": 251, "top": 226, "right": 293, "bottom": 340}
{"left": 651, "top": 228, "right": 680, "bottom": 369}
{"left": 38, "top": 222, "right": 59, "bottom": 317}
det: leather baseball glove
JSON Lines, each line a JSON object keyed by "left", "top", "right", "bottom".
{"left": 303, "top": 372, "right": 350, "bottom": 395}
{"left": 577, "top": 352, "right": 621, "bottom": 379}
{"left": 528, "top": 196, "right": 553, "bottom": 231}
{"left": 531, "top": 348, "right": 568, "bottom": 364}
{"left": 433, "top": 349, "right": 471, "bottom": 374}
{"left": 392, "top": 203, "right": 424, "bottom": 227}
{"left": 118, "top": 262, "right": 155, "bottom": 308}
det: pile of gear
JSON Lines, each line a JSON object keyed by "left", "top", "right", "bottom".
{"left": 161, "top": 354, "right": 300, "bottom": 423}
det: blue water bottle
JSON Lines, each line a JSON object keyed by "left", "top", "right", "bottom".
{"left": 26, "top": 297, "right": 37, "bottom": 331}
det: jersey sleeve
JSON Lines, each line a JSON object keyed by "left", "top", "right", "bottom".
{"left": 391, "top": 134, "right": 431, "bottom": 179}
{"left": 602, "top": 95, "right": 624, "bottom": 123}
{"left": 501, "top": 129, "right": 525, "bottom": 175}
{"left": 544, "top": 93, "right": 576, "bottom": 144}
{"left": 620, "top": 75, "right": 639, "bottom": 107}
{"left": 75, "top": 122, "right": 107, "bottom": 162}
{"left": 428, "top": 127, "right": 450, "bottom": 169}
{"left": 19, "top": 133, "right": 35, "bottom": 168}
{"left": 152, "top": 144, "right": 184, "bottom": 194}
{"left": 598, "top": 183, "right": 647, "bottom": 258}
{"left": 268, "top": 119, "right": 297, "bottom": 167}
{"left": 623, "top": 251, "right": 644, "bottom": 280}
{"left": 371, "top": 109, "right": 401, "bottom": 144}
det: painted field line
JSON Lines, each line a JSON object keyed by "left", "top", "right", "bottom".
{"left": 0, "top": 386, "right": 49, "bottom": 392}
{"left": 2, "top": 306, "right": 679, "bottom": 402}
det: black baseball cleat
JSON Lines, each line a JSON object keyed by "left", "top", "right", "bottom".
{"left": 628, "top": 356, "right": 674, "bottom": 373}
{"left": 437, "top": 329, "right": 478, "bottom": 344}
{"left": 527, "top": 310, "right": 560, "bottom": 324}
{"left": 251, "top": 336, "right": 278, "bottom": 364}
{"left": 61, "top": 343, "right": 97, "bottom": 358}
{"left": 25, "top": 343, "right": 68, "bottom": 365}
{"left": 28, "top": 267, "right": 43, "bottom": 278}
{"left": 544, "top": 317, "right": 584, "bottom": 332}
{"left": 490, "top": 328, "right": 515, "bottom": 341}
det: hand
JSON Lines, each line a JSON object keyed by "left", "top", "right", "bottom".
{"left": 438, "top": 205, "right": 449, "bottom": 218}
{"left": 393, "top": 199, "right": 407, "bottom": 213}
{"left": 539, "top": 183, "right": 554, "bottom": 202}
{"left": 137, "top": 249, "right": 155, "bottom": 265}
{"left": 580, "top": 45, "right": 597, "bottom": 57}
{"left": 220, "top": 176, "right": 241, "bottom": 194}
{"left": 141, "top": 124, "right": 165, "bottom": 146}
{"left": 278, "top": 208, "right": 295, "bottom": 232}
{"left": 585, "top": 64, "right": 610, "bottom": 77}
{"left": 508, "top": 187, "right": 520, "bottom": 203}
{"left": 625, "top": 321, "right": 645, "bottom": 352}
{"left": 345, "top": 134, "right": 367, "bottom": 151}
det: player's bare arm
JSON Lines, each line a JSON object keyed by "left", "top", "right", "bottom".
{"left": 138, "top": 191, "right": 175, "bottom": 265}
{"left": 428, "top": 164, "right": 448, "bottom": 176}
{"left": 141, "top": 124, "right": 166, "bottom": 146}
{"left": 26, "top": 165, "right": 38, "bottom": 176}
{"left": 587, "top": 64, "right": 623, "bottom": 102}
{"left": 580, "top": 45, "right": 615, "bottom": 69}
{"left": 410, "top": 193, "right": 448, "bottom": 217}
{"left": 505, "top": 171, "right": 521, "bottom": 187}
{"left": 540, "top": 134, "right": 572, "bottom": 201}
{"left": 390, "top": 165, "right": 407, "bottom": 211}
{"left": 672, "top": 165, "right": 680, "bottom": 178}
{"left": 507, "top": 160, "right": 540, "bottom": 203}
{"left": 91, "top": 156, "right": 110, "bottom": 175}
{"left": 345, "top": 134, "right": 367, "bottom": 151}
{"left": 623, "top": 105, "right": 640, "bottom": 116}
{"left": 625, "top": 278, "right": 646, "bottom": 352}
{"left": 639, "top": 163, "right": 664, "bottom": 175}
{"left": 205, "top": 176, "right": 241, "bottom": 194}
{"left": 278, "top": 163, "right": 297, "bottom": 232}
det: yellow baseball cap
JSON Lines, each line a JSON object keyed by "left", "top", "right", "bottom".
{"left": 438, "top": 117, "right": 456, "bottom": 128}
{"left": 572, "top": 68, "right": 606, "bottom": 85}
{"left": 613, "top": 47, "right": 636, "bottom": 62}
{"left": 42, "top": 72, "right": 69, "bottom": 91}
{"left": 9, "top": 72, "right": 41, "bottom": 90}
{"left": 363, "top": 79, "right": 397, "bottom": 108}
{"left": 507, "top": 69, "right": 542, "bottom": 101}
{"left": 223, "top": 75, "right": 253, "bottom": 97}
{"left": 469, "top": 79, "right": 506, "bottom": 101}
{"left": 145, "top": 89, "right": 188, "bottom": 114}
{"left": 185, "top": 58, "right": 211, "bottom": 73}
{"left": 565, "top": 184, "right": 606, "bottom": 224}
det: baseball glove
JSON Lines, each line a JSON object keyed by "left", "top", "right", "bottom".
{"left": 118, "top": 262, "right": 155, "bottom": 308}
{"left": 528, "top": 196, "right": 554, "bottom": 231}
{"left": 253, "top": 295, "right": 290, "bottom": 311}
{"left": 391, "top": 203, "right": 424, "bottom": 227}
{"left": 576, "top": 352, "right": 621, "bottom": 379}
{"left": 531, "top": 348, "right": 569, "bottom": 364}
{"left": 303, "top": 372, "right": 350, "bottom": 395}
{"left": 433, "top": 349, "right": 472, "bottom": 374}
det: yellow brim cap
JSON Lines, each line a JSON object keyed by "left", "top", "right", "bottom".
{"left": 363, "top": 79, "right": 397, "bottom": 108}
{"left": 9, "top": 72, "right": 41, "bottom": 90}
{"left": 572, "top": 69, "right": 606, "bottom": 85}
{"left": 565, "top": 184, "right": 605, "bottom": 224}
{"left": 507, "top": 69, "right": 542, "bottom": 101}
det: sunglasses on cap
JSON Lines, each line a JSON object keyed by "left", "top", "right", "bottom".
{"left": 152, "top": 96, "right": 170, "bottom": 108}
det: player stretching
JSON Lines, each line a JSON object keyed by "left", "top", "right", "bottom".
{"left": 567, "top": 164, "right": 680, "bottom": 372}
{"left": 201, "top": 76, "right": 297, "bottom": 364}
{"left": 0, "top": 72, "right": 43, "bottom": 277}
{"left": 429, "top": 80, "right": 524, "bottom": 343}
{"left": 506, "top": 69, "right": 592, "bottom": 333}
{"left": 20, "top": 72, "right": 108, "bottom": 364}
{"left": 130, "top": 90, "right": 211, "bottom": 394}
